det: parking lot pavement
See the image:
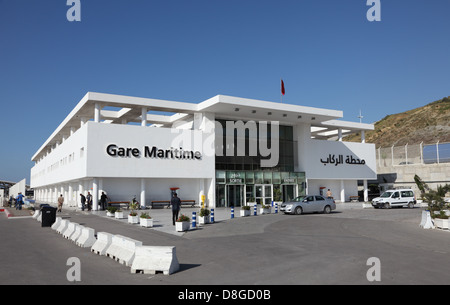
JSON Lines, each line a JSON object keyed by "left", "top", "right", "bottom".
{"left": 2, "top": 202, "right": 450, "bottom": 285}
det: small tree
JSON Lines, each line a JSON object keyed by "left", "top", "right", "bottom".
{"left": 423, "top": 191, "right": 445, "bottom": 213}
{"left": 414, "top": 174, "right": 429, "bottom": 198}
{"left": 415, "top": 175, "right": 447, "bottom": 214}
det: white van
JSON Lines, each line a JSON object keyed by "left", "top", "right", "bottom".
{"left": 371, "top": 189, "right": 416, "bottom": 209}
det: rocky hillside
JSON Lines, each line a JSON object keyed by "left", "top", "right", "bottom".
{"left": 345, "top": 96, "right": 450, "bottom": 148}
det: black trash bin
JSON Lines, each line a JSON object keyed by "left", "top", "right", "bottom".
{"left": 41, "top": 206, "right": 57, "bottom": 227}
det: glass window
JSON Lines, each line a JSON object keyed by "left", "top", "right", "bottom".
{"left": 401, "top": 191, "right": 413, "bottom": 197}
{"left": 315, "top": 196, "right": 325, "bottom": 201}
{"left": 246, "top": 185, "right": 255, "bottom": 201}
{"left": 216, "top": 185, "right": 226, "bottom": 207}
{"left": 272, "top": 172, "right": 281, "bottom": 184}
{"left": 263, "top": 172, "right": 272, "bottom": 184}
{"left": 216, "top": 171, "right": 226, "bottom": 184}
{"left": 264, "top": 185, "right": 272, "bottom": 199}
{"left": 254, "top": 172, "right": 263, "bottom": 184}
{"left": 255, "top": 185, "right": 263, "bottom": 198}
{"left": 245, "top": 172, "right": 254, "bottom": 184}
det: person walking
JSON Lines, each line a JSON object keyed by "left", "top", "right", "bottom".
{"left": 171, "top": 193, "right": 181, "bottom": 225}
{"left": 15, "top": 192, "right": 24, "bottom": 210}
{"left": 80, "top": 193, "right": 86, "bottom": 211}
{"left": 326, "top": 189, "right": 333, "bottom": 199}
{"left": 57, "top": 194, "right": 64, "bottom": 213}
{"left": 86, "top": 192, "right": 92, "bottom": 211}
{"left": 100, "top": 192, "right": 109, "bottom": 210}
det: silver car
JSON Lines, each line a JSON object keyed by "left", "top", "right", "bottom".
{"left": 280, "top": 195, "right": 336, "bottom": 215}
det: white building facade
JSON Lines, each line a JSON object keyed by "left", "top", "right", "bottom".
{"left": 30, "top": 92, "right": 376, "bottom": 210}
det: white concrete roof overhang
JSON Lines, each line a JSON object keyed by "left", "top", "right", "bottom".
{"left": 31, "top": 92, "right": 371, "bottom": 161}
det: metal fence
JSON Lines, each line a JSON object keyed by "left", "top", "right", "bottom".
{"left": 377, "top": 141, "right": 450, "bottom": 167}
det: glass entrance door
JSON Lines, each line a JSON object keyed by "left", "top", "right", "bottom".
{"left": 255, "top": 184, "right": 273, "bottom": 206}
{"left": 226, "top": 185, "right": 244, "bottom": 207}
{"left": 282, "top": 184, "right": 296, "bottom": 202}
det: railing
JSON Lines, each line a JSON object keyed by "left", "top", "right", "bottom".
{"left": 377, "top": 141, "right": 450, "bottom": 167}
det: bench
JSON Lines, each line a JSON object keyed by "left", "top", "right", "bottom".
{"left": 108, "top": 201, "right": 130, "bottom": 210}
{"left": 150, "top": 201, "right": 170, "bottom": 209}
{"left": 349, "top": 196, "right": 360, "bottom": 202}
{"left": 181, "top": 200, "right": 196, "bottom": 207}
{"left": 150, "top": 200, "right": 197, "bottom": 209}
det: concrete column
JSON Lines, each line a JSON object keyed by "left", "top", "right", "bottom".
{"left": 363, "top": 180, "right": 369, "bottom": 202}
{"left": 78, "top": 182, "right": 84, "bottom": 209}
{"left": 340, "top": 180, "right": 345, "bottom": 203}
{"left": 140, "top": 178, "right": 146, "bottom": 209}
{"left": 338, "top": 128, "right": 343, "bottom": 141}
{"left": 64, "top": 186, "right": 68, "bottom": 207}
{"left": 98, "top": 178, "right": 103, "bottom": 198}
{"left": 141, "top": 107, "right": 147, "bottom": 126}
{"left": 94, "top": 102, "right": 101, "bottom": 123}
{"left": 193, "top": 113, "right": 203, "bottom": 130}
{"left": 207, "top": 177, "right": 216, "bottom": 208}
{"left": 92, "top": 178, "right": 99, "bottom": 211}
{"left": 361, "top": 130, "right": 365, "bottom": 143}
{"left": 68, "top": 183, "right": 73, "bottom": 207}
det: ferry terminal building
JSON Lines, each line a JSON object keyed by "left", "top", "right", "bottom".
{"left": 31, "top": 92, "right": 376, "bottom": 210}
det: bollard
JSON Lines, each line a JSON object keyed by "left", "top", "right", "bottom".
{"left": 275, "top": 202, "right": 278, "bottom": 214}
{"left": 422, "top": 210, "right": 434, "bottom": 229}
{"left": 192, "top": 211, "right": 196, "bottom": 229}
{"left": 211, "top": 208, "right": 215, "bottom": 223}
{"left": 231, "top": 207, "right": 234, "bottom": 219}
{"left": 254, "top": 204, "right": 257, "bottom": 216}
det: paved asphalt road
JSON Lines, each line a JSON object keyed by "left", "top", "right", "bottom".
{"left": 1, "top": 204, "right": 450, "bottom": 286}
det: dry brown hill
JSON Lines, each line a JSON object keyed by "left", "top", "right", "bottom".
{"left": 345, "top": 96, "right": 450, "bottom": 148}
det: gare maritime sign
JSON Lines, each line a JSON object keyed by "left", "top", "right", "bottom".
{"left": 106, "top": 144, "right": 202, "bottom": 160}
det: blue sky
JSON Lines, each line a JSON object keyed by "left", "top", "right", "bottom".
{"left": 1, "top": 0, "right": 449, "bottom": 183}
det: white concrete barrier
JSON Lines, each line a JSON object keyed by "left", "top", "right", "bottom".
{"left": 420, "top": 210, "right": 435, "bottom": 229}
{"left": 70, "top": 224, "right": 84, "bottom": 243}
{"left": 105, "top": 235, "right": 127, "bottom": 261}
{"left": 56, "top": 219, "right": 69, "bottom": 234}
{"left": 91, "top": 232, "right": 113, "bottom": 256}
{"left": 32, "top": 210, "right": 40, "bottom": 220}
{"left": 63, "top": 222, "right": 77, "bottom": 239}
{"left": 120, "top": 237, "right": 143, "bottom": 266}
{"left": 105, "top": 235, "right": 142, "bottom": 266}
{"left": 51, "top": 217, "right": 62, "bottom": 230}
{"left": 419, "top": 210, "right": 427, "bottom": 227}
{"left": 76, "top": 227, "right": 96, "bottom": 248}
{"left": 131, "top": 246, "right": 179, "bottom": 275}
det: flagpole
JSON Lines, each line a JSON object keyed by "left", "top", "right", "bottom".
{"left": 280, "top": 78, "right": 283, "bottom": 103}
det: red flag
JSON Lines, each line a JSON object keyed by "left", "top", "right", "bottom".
{"left": 281, "top": 79, "right": 285, "bottom": 95}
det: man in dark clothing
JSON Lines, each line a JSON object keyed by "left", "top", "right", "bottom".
{"left": 86, "top": 192, "right": 92, "bottom": 211}
{"left": 171, "top": 193, "right": 182, "bottom": 225}
{"left": 100, "top": 192, "right": 108, "bottom": 210}
{"left": 80, "top": 193, "right": 86, "bottom": 211}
